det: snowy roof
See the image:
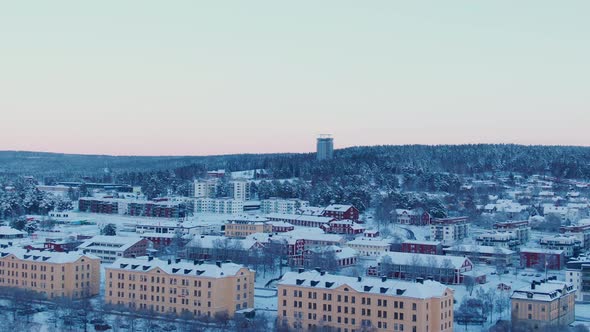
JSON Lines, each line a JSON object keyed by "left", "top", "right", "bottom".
{"left": 282, "top": 228, "right": 344, "bottom": 243}
{"left": 0, "top": 247, "right": 99, "bottom": 264}
{"left": 266, "top": 213, "right": 333, "bottom": 223}
{"left": 324, "top": 204, "right": 354, "bottom": 212}
{"left": 378, "top": 252, "right": 470, "bottom": 269}
{"left": 279, "top": 270, "right": 451, "bottom": 299}
{"left": 108, "top": 256, "right": 250, "bottom": 278}
{"left": 402, "top": 239, "right": 441, "bottom": 246}
{"left": 79, "top": 235, "right": 146, "bottom": 252}
{"left": 0, "top": 226, "right": 26, "bottom": 236}
{"left": 266, "top": 221, "right": 294, "bottom": 228}
{"left": 511, "top": 281, "right": 575, "bottom": 302}
{"left": 347, "top": 238, "right": 391, "bottom": 247}
{"left": 445, "top": 245, "right": 514, "bottom": 255}
{"left": 520, "top": 247, "right": 564, "bottom": 255}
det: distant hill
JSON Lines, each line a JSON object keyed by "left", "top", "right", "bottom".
{"left": 1, "top": 144, "right": 590, "bottom": 180}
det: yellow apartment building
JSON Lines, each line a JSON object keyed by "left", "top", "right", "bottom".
{"left": 105, "top": 256, "right": 255, "bottom": 318}
{"left": 511, "top": 278, "right": 575, "bottom": 330}
{"left": 0, "top": 247, "right": 100, "bottom": 299}
{"left": 278, "top": 270, "right": 454, "bottom": 332}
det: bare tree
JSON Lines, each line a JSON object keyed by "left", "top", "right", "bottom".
{"left": 463, "top": 275, "right": 476, "bottom": 296}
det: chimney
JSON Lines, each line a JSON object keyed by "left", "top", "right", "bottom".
{"left": 148, "top": 256, "right": 153, "bottom": 261}
{"left": 381, "top": 276, "right": 387, "bottom": 282}
{"left": 298, "top": 268, "right": 304, "bottom": 274}
{"left": 216, "top": 261, "right": 222, "bottom": 268}
{"left": 531, "top": 282, "right": 536, "bottom": 290}
{"left": 168, "top": 259, "right": 172, "bottom": 265}
{"left": 201, "top": 235, "right": 204, "bottom": 239}
{"left": 315, "top": 267, "right": 321, "bottom": 273}
{"left": 131, "top": 254, "right": 136, "bottom": 258}
{"left": 194, "top": 260, "right": 198, "bottom": 266}
{"left": 320, "top": 271, "right": 326, "bottom": 276}
{"left": 26, "top": 249, "right": 30, "bottom": 253}
{"left": 176, "top": 258, "right": 181, "bottom": 264}
{"left": 357, "top": 276, "right": 362, "bottom": 282}
{"left": 416, "top": 277, "right": 424, "bottom": 284}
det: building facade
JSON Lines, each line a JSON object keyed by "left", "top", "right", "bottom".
{"left": 322, "top": 204, "right": 360, "bottom": 221}
{"left": 105, "top": 257, "right": 254, "bottom": 318}
{"left": 430, "top": 217, "right": 469, "bottom": 245}
{"left": 79, "top": 236, "right": 152, "bottom": 263}
{"left": 195, "top": 198, "right": 244, "bottom": 214}
{"left": 278, "top": 270, "right": 454, "bottom": 331}
{"left": 261, "top": 198, "right": 310, "bottom": 215}
{"left": 511, "top": 279, "right": 575, "bottom": 330}
{"left": 0, "top": 247, "right": 100, "bottom": 299}
{"left": 317, "top": 135, "right": 334, "bottom": 161}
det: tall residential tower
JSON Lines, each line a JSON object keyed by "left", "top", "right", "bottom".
{"left": 317, "top": 134, "right": 334, "bottom": 160}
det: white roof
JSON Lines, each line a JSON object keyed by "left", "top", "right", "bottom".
{"left": 0, "top": 247, "right": 99, "bottom": 264}
{"left": 0, "top": 226, "right": 26, "bottom": 236}
{"left": 520, "top": 247, "right": 564, "bottom": 255}
{"left": 79, "top": 235, "right": 146, "bottom": 252}
{"left": 347, "top": 238, "right": 391, "bottom": 247}
{"left": 378, "top": 252, "right": 470, "bottom": 269}
{"left": 445, "top": 245, "right": 514, "bottom": 255}
{"left": 324, "top": 204, "right": 353, "bottom": 212}
{"left": 511, "top": 281, "right": 575, "bottom": 302}
{"left": 402, "top": 239, "right": 441, "bottom": 246}
{"left": 279, "top": 270, "right": 451, "bottom": 299}
{"left": 266, "top": 213, "right": 333, "bottom": 223}
{"left": 108, "top": 256, "right": 250, "bottom": 278}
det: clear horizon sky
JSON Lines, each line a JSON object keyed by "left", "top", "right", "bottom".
{"left": 1, "top": 1, "right": 588, "bottom": 156}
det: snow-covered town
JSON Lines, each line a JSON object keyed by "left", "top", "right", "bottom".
{"left": 1, "top": 146, "right": 590, "bottom": 332}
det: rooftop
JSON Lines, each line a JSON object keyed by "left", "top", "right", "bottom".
{"left": 108, "top": 256, "right": 250, "bottom": 278}
{"left": 279, "top": 270, "right": 451, "bottom": 299}
{"left": 0, "top": 247, "right": 98, "bottom": 264}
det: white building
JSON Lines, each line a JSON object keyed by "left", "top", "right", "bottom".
{"left": 79, "top": 235, "right": 152, "bottom": 263}
{"left": 430, "top": 217, "right": 469, "bottom": 245}
{"left": 230, "top": 180, "right": 251, "bottom": 201}
{"left": 539, "top": 235, "right": 579, "bottom": 258}
{"left": 261, "top": 198, "right": 310, "bottom": 214}
{"left": 346, "top": 238, "right": 391, "bottom": 257}
{"left": 476, "top": 231, "right": 519, "bottom": 249}
{"left": 194, "top": 198, "right": 244, "bottom": 214}
{"left": 193, "top": 179, "right": 218, "bottom": 198}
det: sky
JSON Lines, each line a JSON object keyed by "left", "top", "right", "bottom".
{"left": 0, "top": 1, "right": 588, "bottom": 156}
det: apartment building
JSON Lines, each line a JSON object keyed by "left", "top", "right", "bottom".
{"left": 560, "top": 223, "right": 590, "bottom": 249}
{"left": 0, "top": 247, "right": 100, "bottom": 299}
{"left": 261, "top": 198, "right": 310, "bottom": 215}
{"left": 565, "top": 259, "right": 590, "bottom": 301}
{"left": 194, "top": 198, "right": 244, "bottom": 214}
{"left": 346, "top": 238, "right": 391, "bottom": 257}
{"left": 429, "top": 217, "right": 469, "bottom": 245}
{"left": 193, "top": 179, "right": 218, "bottom": 198}
{"left": 322, "top": 204, "right": 360, "bottom": 221}
{"left": 511, "top": 278, "right": 575, "bottom": 330}
{"left": 105, "top": 257, "right": 254, "bottom": 318}
{"left": 230, "top": 180, "right": 251, "bottom": 201}
{"left": 476, "top": 231, "right": 519, "bottom": 249}
{"left": 266, "top": 213, "right": 334, "bottom": 228}
{"left": 493, "top": 220, "right": 530, "bottom": 245}
{"left": 539, "top": 235, "right": 580, "bottom": 258}
{"left": 520, "top": 248, "right": 565, "bottom": 270}
{"left": 278, "top": 270, "right": 454, "bottom": 331}
{"left": 224, "top": 216, "right": 272, "bottom": 238}
{"left": 79, "top": 236, "right": 152, "bottom": 263}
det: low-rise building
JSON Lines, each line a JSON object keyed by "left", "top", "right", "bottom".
{"left": 260, "top": 198, "right": 309, "bottom": 214}
{"left": 322, "top": 204, "right": 360, "bottom": 221}
{"left": 0, "top": 247, "right": 100, "bottom": 299}
{"left": 278, "top": 270, "right": 454, "bottom": 331}
{"left": 0, "top": 226, "right": 26, "bottom": 240}
{"left": 476, "top": 231, "right": 519, "bottom": 249}
{"left": 195, "top": 198, "right": 244, "bottom": 214}
{"left": 224, "top": 215, "right": 272, "bottom": 238}
{"left": 520, "top": 248, "right": 565, "bottom": 270}
{"left": 493, "top": 220, "right": 530, "bottom": 245}
{"left": 539, "top": 235, "right": 580, "bottom": 258}
{"left": 105, "top": 257, "right": 254, "bottom": 318}
{"left": 560, "top": 223, "right": 590, "bottom": 249}
{"left": 395, "top": 209, "right": 432, "bottom": 225}
{"left": 443, "top": 245, "right": 514, "bottom": 266}
{"left": 511, "top": 278, "right": 575, "bottom": 330}
{"left": 346, "top": 238, "right": 391, "bottom": 257}
{"left": 322, "top": 220, "right": 365, "bottom": 235}
{"left": 79, "top": 236, "right": 152, "bottom": 263}
{"left": 370, "top": 252, "right": 473, "bottom": 285}
{"left": 400, "top": 240, "right": 443, "bottom": 255}
{"left": 266, "top": 213, "right": 333, "bottom": 228}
